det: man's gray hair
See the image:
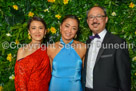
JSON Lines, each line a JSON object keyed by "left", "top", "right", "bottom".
{"left": 86, "top": 6, "right": 107, "bottom": 17}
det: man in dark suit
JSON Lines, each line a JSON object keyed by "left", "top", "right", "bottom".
{"left": 82, "top": 6, "right": 131, "bottom": 91}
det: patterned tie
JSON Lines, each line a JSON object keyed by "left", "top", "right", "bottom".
{"left": 89, "top": 34, "right": 100, "bottom": 40}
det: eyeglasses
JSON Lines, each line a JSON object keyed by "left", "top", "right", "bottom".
{"left": 88, "top": 15, "right": 106, "bottom": 20}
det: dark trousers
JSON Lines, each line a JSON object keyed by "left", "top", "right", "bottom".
{"left": 85, "top": 87, "right": 94, "bottom": 91}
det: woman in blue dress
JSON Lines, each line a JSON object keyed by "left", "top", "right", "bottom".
{"left": 48, "top": 15, "right": 86, "bottom": 91}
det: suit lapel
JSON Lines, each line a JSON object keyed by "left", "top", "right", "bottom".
{"left": 84, "top": 38, "right": 92, "bottom": 68}
{"left": 95, "top": 32, "right": 111, "bottom": 64}
{"left": 82, "top": 38, "right": 92, "bottom": 84}
{"left": 86, "top": 38, "right": 91, "bottom": 44}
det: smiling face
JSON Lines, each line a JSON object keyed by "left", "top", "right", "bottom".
{"left": 87, "top": 7, "right": 108, "bottom": 34}
{"left": 28, "top": 20, "right": 46, "bottom": 42}
{"left": 60, "top": 18, "right": 78, "bottom": 43}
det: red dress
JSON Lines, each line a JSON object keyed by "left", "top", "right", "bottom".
{"left": 15, "top": 47, "right": 51, "bottom": 91}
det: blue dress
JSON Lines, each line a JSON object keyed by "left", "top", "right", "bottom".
{"left": 49, "top": 38, "right": 83, "bottom": 91}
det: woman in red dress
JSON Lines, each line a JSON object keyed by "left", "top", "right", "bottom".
{"left": 14, "top": 16, "right": 51, "bottom": 91}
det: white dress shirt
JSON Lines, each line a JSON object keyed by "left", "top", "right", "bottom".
{"left": 86, "top": 29, "right": 107, "bottom": 88}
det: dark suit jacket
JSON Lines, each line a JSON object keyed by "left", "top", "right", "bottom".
{"left": 82, "top": 31, "right": 131, "bottom": 91}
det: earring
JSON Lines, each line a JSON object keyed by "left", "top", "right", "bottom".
{"left": 44, "top": 35, "right": 46, "bottom": 38}
{"left": 28, "top": 33, "right": 31, "bottom": 39}
{"left": 74, "top": 34, "right": 77, "bottom": 39}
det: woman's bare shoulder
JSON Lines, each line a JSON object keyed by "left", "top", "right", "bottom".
{"left": 47, "top": 41, "right": 60, "bottom": 55}
{"left": 73, "top": 40, "right": 86, "bottom": 48}
{"left": 47, "top": 42, "right": 60, "bottom": 50}
{"left": 16, "top": 47, "right": 26, "bottom": 60}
